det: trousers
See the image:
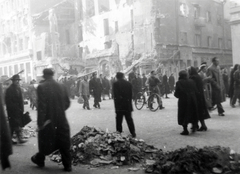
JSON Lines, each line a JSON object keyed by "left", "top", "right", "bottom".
{"left": 116, "top": 111, "right": 136, "bottom": 137}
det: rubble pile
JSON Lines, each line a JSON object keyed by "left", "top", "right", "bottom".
{"left": 51, "top": 126, "right": 158, "bottom": 166}
{"left": 21, "top": 126, "right": 36, "bottom": 138}
{"left": 146, "top": 146, "right": 240, "bottom": 174}
{"left": 50, "top": 126, "right": 240, "bottom": 174}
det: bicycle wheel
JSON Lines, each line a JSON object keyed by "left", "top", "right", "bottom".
{"left": 135, "top": 92, "right": 145, "bottom": 110}
{"left": 148, "top": 93, "right": 160, "bottom": 112}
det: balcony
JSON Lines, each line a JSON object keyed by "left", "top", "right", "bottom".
{"left": 194, "top": 17, "right": 206, "bottom": 27}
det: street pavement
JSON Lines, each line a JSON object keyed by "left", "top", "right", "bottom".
{"left": 2, "top": 94, "right": 240, "bottom": 174}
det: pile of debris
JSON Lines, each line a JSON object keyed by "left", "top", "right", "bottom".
{"left": 146, "top": 146, "right": 240, "bottom": 174}
{"left": 50, "top": 126, "right": 240, "bottom": 174}
{"left": 51, "top": 126, "right": 158, "bottom": 166}
{"left": 21, "top": 126, "right": 36, "bottom": 139}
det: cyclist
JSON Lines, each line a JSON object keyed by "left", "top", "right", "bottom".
{"left": 145, "top": 71, "right": 165, "bottom": 109}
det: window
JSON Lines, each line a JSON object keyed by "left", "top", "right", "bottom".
{"left": 207, "top": 36, "right": 212, "bottom": 47}
{"left": 66, "top": 30, "right": 70, "bottom": 44}
{"left": 218, "top": 38, "right": 223, "bottom": 49}
{"left": 187, "top": 60, "right": 191, "bottom": 67}
{"left": 179, "top": 3, "right": 189, "bottom": 17}
{"left": 19, "top": 38, "right": 23, "bottom": 51}
{"left": 206, "top": 11, "right": 211, "bottom": 22}
{"left": 14, "top": 64, "right": 18, "bottom": 74}
{"left": 180, "top": 32, "right": 188, "bottom": 44}
{"left": 217, "top": 15, "right": 222, "bottom": 26}
{"left": 0, "top": 68, "right": 2, "bottom": 76}
{"left": 103, "top": 19, "right": 109, "bottom": 36}
{"left": 115, "top": 21, "right": 118, "bottom": 33}
{"left": 194, "top": 6, "right": 200, "bottom": 19}
{"left": 86, "top": 0, "right": 95, "bottom": 17}
{"left": 131, "top": 9, "right": 134, "bottom": 30}
{"left": 228, "top": 39, "right": 232, "bottom": 49}
{"left": 195, "top": 34, "right": 201, "bottom": 46}
{"left": 4, "top": 67, "right": 7, "bottom": 75}
{"left": 37, "top": 51, "right": 42, "bottom": 60}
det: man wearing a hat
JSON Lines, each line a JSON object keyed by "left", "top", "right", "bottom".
{"left": 31, "top": 68, "right": 72, "bottom": 171}
{"left": 5, "top": 74, "right": 27, "bottom": 144}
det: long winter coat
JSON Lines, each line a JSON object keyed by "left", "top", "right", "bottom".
{"left": 113, "top": 79, "right": 133, "bottom": 112}
{"left": 207, "top": 64, "right": 226, "bottom": 104}
{"left": 89, "top": 77, "right": 103, "bottom": 102}
{"left": 102, "top": 78, "right": 110, "bottom": 94}
{"left": 5, "top": 84, "right": 24, "bottom": 128}
{"left": 162, "top": 75, "right": 170, "bottom": 94}
{"left": 169, "top": 75, "right": 175, "bottom": 92}
{"left": 37, "top": 78, "right": 71, "bottom": 155}
{"left": 0, "top": 84, "right": 12, "bottom": 170}
{"left": 189, "top": 67, "right": 210, "bottom": 121}
{"left": 174, "top": 78, "right": 198, "bottom": 126}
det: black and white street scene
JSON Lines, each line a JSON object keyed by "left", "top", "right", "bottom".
{"left": 1, "top": 0, "right": 240, "bottom": 174}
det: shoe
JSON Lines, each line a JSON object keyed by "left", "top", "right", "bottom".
{"left": 159, "top": 105, "right": 165, "bottom": 110}
{"left": 93, "top": 104, "right": 97, "bottom": 108}
{"left": 12, "top": 138, "right": 17, "bottom": 145}
{"left": 198, "top": 126, "right": 208, "bottom": 131}
{"left": 83, "top": 106, "right": 85, "bottom": 109}
{"left": 87, "top": 107, "right": 91, "bottom": 110}
{"left": 64, "top": 166, "right": 72, "bottom": 172}
{"left": 218, "top": 113, "right": 225, "bottom": 116}
{"left": 103, "top": 98, "right": 106, "bottom": 100}
{"left": 31, "top": 155, "right": 45, "bottom": 167}
{"left": 18, "top": 138, "right": 28, "bottom": 144}
{"left": 165, "top": 97, "right": 169, "bottom": 99}
{"left": 231, "top": 104, "right": 235, "bottom": 108}
{"left": 180, "top": 130, "right": 189, "bottom": 135}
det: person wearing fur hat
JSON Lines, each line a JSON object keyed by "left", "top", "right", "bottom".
{"left": 5, "top": 74, "right": 27, "bottom": 144}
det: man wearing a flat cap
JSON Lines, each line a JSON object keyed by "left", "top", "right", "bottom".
{"left": 31, "top": 68, "right": 72, "bottom": 171}
{"left": 5, "top": 74, "right": 27, "bottom": 144}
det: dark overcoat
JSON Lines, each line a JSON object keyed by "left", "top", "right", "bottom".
{"left": 5, "top": 84, "right": 24, "bottom": 128}
{"left": 162, "top": 75, "right": 170, "bottom": 94}
{"left": 102, "top": 78, "right": 110, "bottom": 94}
{"left": 207, "top": 64, "right": 226, "bottom": 104}
{"left": 0, "top": 84, "right": 12, "bottom": 170}
{"left": 132, "top": 77, "right": 142, "bottom": 99}
{"left": 229, "top": 69, "right": 236, "bottom": 98}
{"left": 89, "top": 78, "right": 103, "bottom": 102}
{"left": 222, "top": 73, "right": 229, "bottom": 96}
{"left": 189, "top": 68, "right": 210, "bottom": 121}
{"left": 113, "top": 79, "right": 133, "bottom": 112}
{"left": 174, "top": 78, "right": 198, "bottom": 126}
{"left": 37, "top": 78, "right": 71, "bottom": 155}
{"left": 169, "top": 75, "right": 175, "bottom": 92}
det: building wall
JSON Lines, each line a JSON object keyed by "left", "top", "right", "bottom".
{"left": 0, "top": 0, "right": 34, "bottom": 82}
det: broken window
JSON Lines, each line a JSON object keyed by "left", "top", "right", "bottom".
{"left": 98, "top": 0, "right": 110, "bottom": 13}
{"left": 85, "top": 0, "right": 95, "bottom": 18}
{"left": 193, "top": 6, "right": 200, "bottom": 19}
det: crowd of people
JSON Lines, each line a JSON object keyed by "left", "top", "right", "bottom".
{"left": 1, "top": 56, "right": 240, "bottom": 172}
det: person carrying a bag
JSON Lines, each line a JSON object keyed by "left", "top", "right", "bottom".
{"left": 31, "top": 68, "right": 72, "bottom": 172}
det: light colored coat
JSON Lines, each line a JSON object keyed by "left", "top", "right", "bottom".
{"left": 79, "top": 80, "right": 90, "bottom": 95}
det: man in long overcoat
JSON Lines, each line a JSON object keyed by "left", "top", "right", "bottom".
{"left": 0, "top": 83, "right": 12, "bottom": 170}
{"left": 174, "top": 70, "right": 199, "bottom": 135}
{"left": 5, "top": 74, "right": 27, "bottom": 144}
{"left": 162, "top": 74, "right": 170, "bottom": 98}
{"left": 169, "top": 73, "right": 175, "bottom": 93}
{"left": 31, "top": 69, "right": 72, "bottom": 172}
{"left": 113, "top": 72, "right": 136, "bottom": 138}
{"left": 89, "top": 73, "right": 103, "bottom": 108}
{"left": 207, "top": 57, "right": 225, "bottom": 116}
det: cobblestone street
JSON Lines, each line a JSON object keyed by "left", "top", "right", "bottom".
{"left": 3, "top": 94, "right": 240, "bottom": 174}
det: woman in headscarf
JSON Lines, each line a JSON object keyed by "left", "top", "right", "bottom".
{"left": 188, "top": 66, "right": 210, "bottom": 131}
{"left": 174, "top": 70, "right": 199, "bottom": 135}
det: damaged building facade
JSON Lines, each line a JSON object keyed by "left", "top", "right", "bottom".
{"left": 0, "top": 0, "right": 33, "bottom": 82}
{"left": 0, "top": 0, "right": 233, "bottom": 80}
{"left": 30, "top": 0, "right": 85, "bottom": 80}
{"left": 80, "top": 0, "right": 232, "bottom": 77}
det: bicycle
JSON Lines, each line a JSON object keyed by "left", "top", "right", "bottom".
{"left": 134, "top": 87, "right": 161, "bottom": 112}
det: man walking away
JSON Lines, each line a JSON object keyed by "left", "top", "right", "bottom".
{"left": 113, "top": 72, "right": 136, "bottom": 138}
{"left": 207, "top": 57, "right": 226, "bottom": 116}
{"left": 89, "top": 73, "right": 103, "bottom": 108}
{"left": 79, "top": 75, "right": 90, "bottom": 110}
{"left": 5, "top": 74, "right": 27, "bottom": 144}
{"left": 31, "top": 69, "right": 72, "bottom": 172}
{"left": 169, "top": 73, "right": 175, "bottom": 93}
